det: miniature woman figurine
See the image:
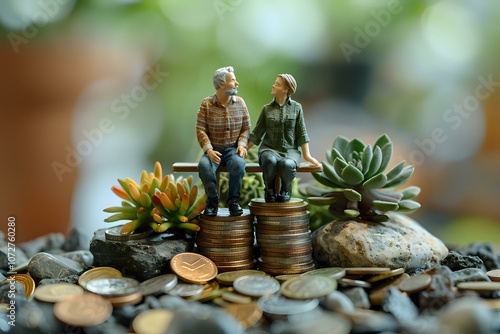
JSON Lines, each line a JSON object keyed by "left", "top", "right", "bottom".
{"left": 248, "top": 74, "right": 320, "bottom": 202}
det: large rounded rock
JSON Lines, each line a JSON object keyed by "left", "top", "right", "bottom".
{"left": 312, "top": 213, "right": 448, "bottom": 273}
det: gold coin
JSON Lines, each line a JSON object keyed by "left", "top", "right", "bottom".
{"left": 170, "top": 252, "right": 218, "bottom": 284}
{"left": 250, "top": 198, "right": 305, "bottom": 207}
{"left": 78, "top": 267, "right": 122, "bottom": 289}
{"left": 256, "top": 212, "right": 310, "bottom": 223}
{"left": 398, "top": 273, "right": 432, "bottom": 294}
{"left": 281, "top": 275, "right": 337, "bottom": 299}
{"left": 365, "top": 268, "right": 405, "bottom": 283}
{"left": 106, "top": 291, "right": 143, "bottom": 307}
{"left": 259, "top": 246, "right": 313, "bottom": 255}
{"left": 197, "top": 230, "right": 255, "bottom": 239}
{"left": 199, "top": 225, "right": 254, "bottom": 232}
{"left": 216, "top": 261, "right": 257, "bottom": 272}
{"left": 185, "top": 281, "right": 222, "bottom": 302}
{"left": 54, "top": 293, "right": 112, "bottom": 327}
{"left": 248, "top": 205, "right": 307, "bottom": 216}
{"left": 345, "top": 267, "right": 392, "bottom": 275}
{"left": 274, "top": 274, "right": 301, "bottom": 283}
{"left": 3, "top": 274, "right": 35, "bottom": 298}
{"left": 34, "top": 283, "right": 84, "bottom": 303}
{"left": 300, "top": 267, "right": 346, "bottom": 280}
{"left": 369, "top": 273, "right": 409, "bottom": 306}
{"left": 222, "top": 291, "right": 253, "bottom": 304}
{"left": 486, "top": 269, "right": 500, "bottom": 282}
{"left": 132, "top": 309, "right": 174, "bottom": 334}
{"left": 197, "top": 246, "right": 253, "bottom": 253}
{"left": 224, "top": 302, "right": 263, "bottom": 329}
{"left": 456, "top": 281, "right": 500, "bottom": 292}
{"left": 105, "top": 225, "right": 153, "bottom": 241}
{"left": 260, "top": 255, "right": 313, "bottom": 265}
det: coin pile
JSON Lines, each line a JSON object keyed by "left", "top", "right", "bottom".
{"left": 249, "top": 198, "right": 315, "bottom": 275}
{"left": 196, "top": 208, "right": 256, "bottom": 272}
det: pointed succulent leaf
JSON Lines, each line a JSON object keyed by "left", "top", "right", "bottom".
{"left": 345, "top": 138, "right": 365, "bottom": 162}
{"left": 400, "top": 186, "right": 421, "bottom": 200}
{"left": 343, "top": 189, "right": 362, "bottom": 202}
{"left": 383, "top": 165, "right": 415, "bottom": 188}
{"left": 385, "top": 161, "right": 406, "bottom": 182}
{"left": 361, "top": 145, "right": 373, "bottom": 174}
{"left": 376, "top": 142, "right": 393, "bottom": 175}
{"left": 361, "top": 173, "right": 387, "bottom": 189}
{"left": 333, "top": 136, "right": 350, "bottom": 157}
{"left": 307, "top": 196, "right": 338, "bottom": 206}
{"left": 341, "top": 164, "right": 364, "bottom": 185}
{"left": 396, "top": 199, "right": 421, "bottom": 212}
{"left": 319, "top": 162, "right": 350, "bottom": 187}
{"left": 329, "top": 147, "right": 346, "bottom": 165}
{"left": 326, "top": 150, "right": 333, "bottom": 165}
{"left": 372, "top": 200, "right": 399, "bottom": 212}
{"left": 311, "top": 171, "right": 343, "bottom": 188}
{"left": 365, "top": 145, "right": 382, "bottom": 179}
{"left": 371, "top": 214, "right": 389, "bottom": 222}
{"left": 344, "top": 209, "right": 360, "bottom": 218}
{"left": 333, "top": 158, "right": 348, "bottom": 177}
{"left": 374, "top": 133, "right": 391, "bottom": 150}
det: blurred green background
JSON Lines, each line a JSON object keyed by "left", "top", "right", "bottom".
{"left": 1, "top": 0, "right": 499, "bottom": 245}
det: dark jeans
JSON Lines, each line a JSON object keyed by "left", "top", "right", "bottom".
{"left": 260, "top": 150, "right": 296, "bottom": 193}
{"left": 198, "top": 147, "right": 245, "bottom": 203}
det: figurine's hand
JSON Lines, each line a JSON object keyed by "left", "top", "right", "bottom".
{"left": 236, "top": 146, "right": 247, "bottom": 159}
{"left": 207, "top": 149, "right": 221, "bottom": 164}
{"left": 305, "top": 156, "right": 320, "bottom": 167}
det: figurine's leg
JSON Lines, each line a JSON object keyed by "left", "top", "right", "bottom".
{"left": 277, "top": 158, "right": 296, "bottom": 202}
{"left": 198, "top": 153, "right": 219, "bottom": 215}
{"left": 260, "top": 151, "right": 278, "bottom": 202}
{"left": 224, "top": 147, "right": 245, "bottom": 216}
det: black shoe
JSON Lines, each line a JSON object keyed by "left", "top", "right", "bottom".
{"left": 228, "top": 198, "right": 243, "bottom": 216}
{"left": 264, "top": 189, "right": 277, "bottom": 203}
{"left": 203, "top": 202, "right": 218, "bottom": 216}
{"left": 278, "top": 191, "right": 291, "bottom": 202}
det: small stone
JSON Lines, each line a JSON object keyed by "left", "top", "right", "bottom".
{"left": 457, "top": 242, "right": 500, "bottom": 271}
{"left": 59, "top": 250, "right": 94, "bottom": 268}
{"left": 419, "top": 266, "right": 456, "bottom": 312}
{"left": 20, "top": 233, "right": 66, "bottom": 258}
{"left": 145, "top": 295, "right": 162, "bottom": 309}
{"left": 441, "top": 250, "right": 484, "bottom": 271}
{"left": 451, "top": 268, "right": 491, "bottom": 285}
{"left": 382, "top": 287, "right": 419, "bottom": 323}
{"left": 90, "top": 228, "right": 194, "bottom": 281}
{"left": 312, "top": 213, "right": 449, "bottom": 273}
{"left": 438, "top": 296, "right": 496, "bottom": 334}
{"left": 165, "top": 307, "right": 244, "bottom": 334}
{"left": 38, "top": 274, "right": 79, "bottom": 286}
{"left": 342, "top": 287, "right": 371, "bottom": 309}
{"left": 158, "top": 295, "right": 189, "bottom": 310}
{"left": 28, "top": 252, "right": 84, "bottom": 283}
{"left": 322, "top": 290, "right": 355, "bottom": 313}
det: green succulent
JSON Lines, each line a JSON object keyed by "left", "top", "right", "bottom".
{"left": 307, "top": 134, "right": 421, "bottom": 222}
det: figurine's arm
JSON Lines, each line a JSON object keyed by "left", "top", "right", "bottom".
{"left": 301, "top": 143, "right": 320, "bottom": 166}
{"left": 248, "top": 107, "right": 267, "bottom": 148}
{"left": 236, "top": 100, "right": 250, "bottom": 158}
{"left": 195, "top": 100, "right": 212, "bottom": 153}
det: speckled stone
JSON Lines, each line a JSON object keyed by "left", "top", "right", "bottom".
{"left": 27, "top": 252, "right": 84, "bottom": 283}
{"left": 312, "top": 213, "right": 449, "bottom": 273}
{"left": 89, "top": 227, "right": 194, "bottom": 281}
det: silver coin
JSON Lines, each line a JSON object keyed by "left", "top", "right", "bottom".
{"left": 167, "top": 282, "right": 205, "bottom": 297}
{"left": 138, "top": 274, "right": 178, "bottom": 296}
{"left": 85, "top": 277, "right": 140, "bottom": 296}
{"left": 257, "top": 293, "right": 319, "bottom": 317}
{"left": 233, "top": 275, "right": 280, "bottom": 297}
{"left": 105, "top": 225, "right": 153, "bottom": 241}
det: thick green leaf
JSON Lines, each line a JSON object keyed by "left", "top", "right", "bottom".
{"left": 396, "top": 199, "right": 421, "bottom": 212}
{"left": 343, "top": 188, "right": 362, "bottom": 202}
{"left": 400, "top": 186, "right": 421, "bottom": 200}
{"left": 372, "top": 200, "right": 399, "bottom": 212}
{"left": 365, "top": 145, "right": 382, "bottom": 179}
{"left": 361, "top": 145, "right": 373, "bottom": 174}
{"left": 385, "top": 161, "right": 405, "bottom": 182}
{"left": 341, "top": 164, "right": 364, "bottom": 185}
{"left": 344, "top": 209, "right": 360, "bottom": 218}
{"left": 383, "top": 165, "right": 415, "bottom": 188}
{"left": 333, "top": 158, "right": 348, "bottom": 177}
{"left": 330, "top": 147, "right": 346, "bottom": 164}
{"left": 312, "top": 170, "right": 343, "bottom": 188}
{"left": 361, "top": 173, "right": 387, "bottom": 189}
{"left": 307, "top": 196, "right": 338, "bottom": 206}
{"left": 376, "top": 142, "right": 393, "bottom": 175}
{"left": 320, "top": 162, "right": 349, "bottom": 187}
{"left": 345, "top": 138, "right": 366, "bottom": 162}
{"left": 374, "top": 133, "right": 391, "bottom": 149}
{"left": 333, "top": 136, "right": 350, "bottom": 157}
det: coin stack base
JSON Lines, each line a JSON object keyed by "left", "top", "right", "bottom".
{"left": 196, "top": 208, "right": 256, "bottom": 272}
{"left": 249, "top": 198, "right": 315, "bottom": 276}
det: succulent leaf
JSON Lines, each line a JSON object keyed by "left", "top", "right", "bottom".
{"left": 341, "top": 164, "right": 364, "bottom": 185}
{"left": 365, "top": 145, "right": 382, "bottom": 179}
{"left": 333, "top": 135, "right": 350, "bottom": 157}
{"left": 376, "top": 142, "right": 393, "bottom": 175}
{"left": 307, "top": 196, "right": 338, "bottom": 206}
{"left": 361, "top": 145, "right": 373, "bottom": 174}
{"left": 385, "top": 161, "right": 406, "bottom": 182}
{"left": 372, "top": 200, "right": 399, "bottom": 212}
{"left": 345, "top": 138, "right": 365, "bottom": 158}
{"left": 321, "top": 162, "right": 350, "bottom": 187}
{"left": 344, "top": 209, "right": 360, "bottom": 218}
{"left": 396, "top": 199, "right": 421, "bottom": 212}
{"left": 374, "top": 133, "right": 391, "bottom": 150}
{"left": 311, "top": 171, "right": 341, "bottom": 188}
{"left": 400, "top": 186, "right": 421, "bottom": 200}
{"left": 361, "top": 173, "right": 387, "bottom": 189}
{"left": 343, "top": 189, "right": 362, "bottom": 202}
{"left": 383, "top": 165, "right": 415, "bottom": 188}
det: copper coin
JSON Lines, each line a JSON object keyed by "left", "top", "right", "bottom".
{"left": 216, "top": 261, "right": 258, "bottom": 272}
{"left": 54, "top": 293, "right": 112, "bottom": 327}
{"left": 197, "top": 246, "right": 253, "bottom": 253}
{"left": 199, "top": 225, "right": 254, "bottom": 232}
{"left": 345, "top": 267, "right": 392, "bottom": 275}
{"left": 486, "top": 269, "right": 500, "bottom": 282}
{"left": 170, "top": 252, "right": 218, "bottom": 284}
{"left": 200, "top": 208, "right": 253, "bottom": 221}
{"left": 4, "top": 274, "right": 35, "bottom": 298}
{"left": 132, "top": 309, "right": 174, "bottom": 334}
{"left": 366, "top": 268, "right": 405, "bottom": 283}
{"left": 78, "top": 267, "right": 122, "bottom": 289}
{"left": 260, "top": 255, "right": 313, "bottom": 265}
{"left": 185, "top": 281, "right": 222, "bottom": 302}
{"left": 256, "top": 212, "right": 310, "bottom": 223}
{"left": 106, "top": 291, "right": 143, "bottom": 307}
{"left": 197, "top": 230, "right": 255, "bottom": 238}
{"left": 259, "top": 246, "right": 313, "bottom": 255}
{"left": 457, "top": 281, "right": 500, "bottom": 292}
{"left": 34, "top": 283, "right": 84, "bottom": 303}
{"left": 250, "top": 198, "right": 305, "bottom": 207}
{"left": 224, "top": 302, "right": 263, "bottom": 329}
{"left": 398, "top": 273, "right": 432, "bottom": 294}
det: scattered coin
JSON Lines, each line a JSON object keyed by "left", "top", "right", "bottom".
{"left": 300, "top": 267, "right": 346, "bottom": 280}
{"left": 365, "top": 268, "right": 405, "bottom": 283}
{"left": 456, "top": 281, "right": 500, "bottom": 292}
{"left": 216, "top": 270, "right": 267, "bottom": 285}
{"left": 338, "top": 278, "right": 372, "bottom": 289}
{"left": 54, "top": 293, "right": 112, "bottom": 327}
{"left": 398, "top": 273, "right": 432, "bottom": 294}
{"left": 3, "top": 274, "right": 35, "bottom": 298}
{"left": 132, "top": 309, "right": 174, "bottom": 334}
{"left": 167, "top": 282, "right": 205, "bottom": 297}
{"left": 257, "top": 293, "right": 319, "bottom": 319}
{"left": 106, "top": 290, "right": 143, "bottom": 307}
{"left": 369, "top": 273, "right": 410, "bottom": 306}
{"left": 281, "top": 275, "right": 337, "bottom": 299}
{"left": 185, "top": 281, "right": 225, "bottom": 302}
{"left": 233, "top": 275, "right": 280, "bottom": 297}
{"left": 345, "top": 267, "right": 392, "bottom": 275}
{"left": 85, "top": 277, "right": 140, "bottom": 296}
{"left": 274, "top": 274, "right": 301, "bottom": 283}
{"left": 224, "top": 302, "right": 263, "bottom": 329}
{"left": 138, "top": 274, "right": 178, "bottom": 296}
{"left": 222, "top": 291, "right": 253, "bottom": 304}
{"left": 34, "top": 283, "right": 84, "bottom": 303}
{"left": 105, "top": 225, "right": 153, "bottom": 241}
{"left": 170, "top": 252, "right": 218, "bottom": 284}
{"left": 78, "top": 266, "right": 122, "bottom": 289}
{"left": 486, "top": 269, "right": 500, "bottom": 282}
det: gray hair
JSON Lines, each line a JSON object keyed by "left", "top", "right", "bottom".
{"left": 212, "top": 66, "right": 234, "bottom": 90}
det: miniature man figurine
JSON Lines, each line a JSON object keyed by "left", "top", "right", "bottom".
{"left": 196, "top": 66, "right": 251, "bottom": 216}
{"left": 249, "top": 74, "right": 320, "bottom": 202}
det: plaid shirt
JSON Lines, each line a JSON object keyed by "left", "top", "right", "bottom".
{"left": 196, "top": 94, "right": 251, "bottom": 152}
{"left": 249, "top": 97, "right": 309, "bottom": 163}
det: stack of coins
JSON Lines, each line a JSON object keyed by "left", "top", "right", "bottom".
{"left": 196, "top": 208, "right": 256, "bottom": 272}
{"left": 249, "top": 198, "right": 315, "bottom": 275}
